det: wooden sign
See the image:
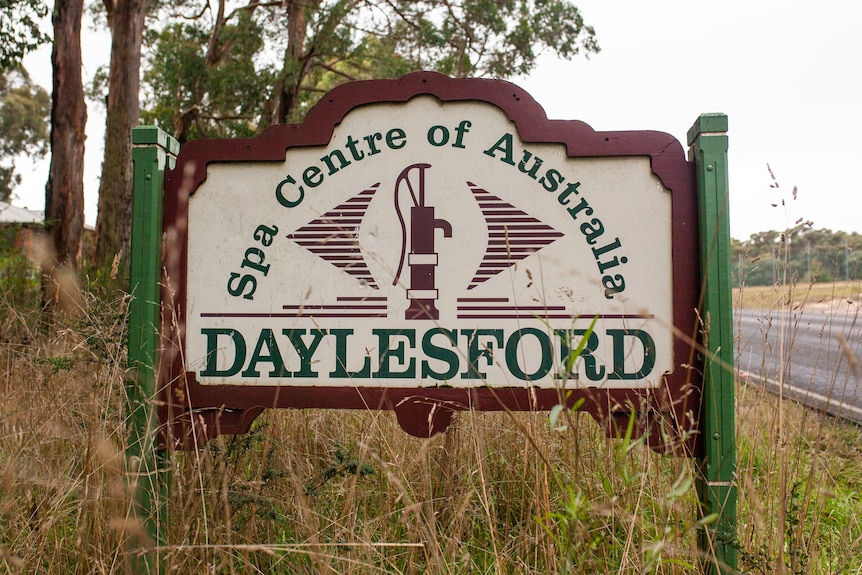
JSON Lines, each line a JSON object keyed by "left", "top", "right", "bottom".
{"left": 158, "top": 72, "right": 701, "bottom": 449}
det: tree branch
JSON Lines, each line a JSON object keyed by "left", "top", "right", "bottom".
{"left": 205, "top": 0, "right": 226, "bottom": 66}
{"left": 381, "top": 0, "right": 423, "bottom": 34}
{"left": 310, "top": 60, "right": 356, "bottom": 82}
{"left": 102, "top": 0, "right": 116, "bottom": 26}
{"left": 226, "top": 0, "right": 289, "bottom": 22}
{"left": 178, "top": 0, "right": 211, "bottom": 21}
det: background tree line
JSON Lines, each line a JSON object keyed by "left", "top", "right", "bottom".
{"left": 0, "top": 0, "right": 599, "bottom": 304}
{"left": 732, "top": 227, "right": 862, "bottom": 287}
{"left": 5, "top": 0, "right": 858, "bottom": 295}
{"left": 0, "top": 0, "right": 49, "bottom": 203}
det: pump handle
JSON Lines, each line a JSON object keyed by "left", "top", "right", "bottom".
{"left": 392, "top": 163, "right": 431, "bottom": 286}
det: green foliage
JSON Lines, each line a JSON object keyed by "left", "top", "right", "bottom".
{"left": 140, "top": 0, "right": 599, "bottom": 140}
{"left": 305, "top": 441, "right": 376, "bottom": 496}
{"left": 0, "top": 223, "right": 39, "bottom": 308}
{"left": 0, "top": 0, "right": 49, "bottom": 73}
{"left": 142, "top": 12, "right": 276, "bottom": 140}
{"left": 733, "top": 227, "right": 862, "bottom": 286}
{"left": 352, "top": 0, "right": 598, "bottom": 79}
{"left": 0, "top": 65, "right": 49, "bottom": 201}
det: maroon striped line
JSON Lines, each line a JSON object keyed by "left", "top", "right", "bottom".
{"left": 283, "top": 305, "right": 386, "bottom": 311}
{"left": 596, "top": 313, "right": 654, "bottom": 320}
{"left": 319, "top": 219, "right": 364, "bottom": 224}
{"left": 345, "top": 194, "right": 375, "bottom": 200}
{"left": 457, "top": 313, "right": 574, "bottom": 320}
{"left": 309, "top": 250, "right": 362, "bottom": 263}
{"left": 310, "top": 250, "right": 362, "bottom": 256}
{"left": 321, "top": 209, "right": 367, "bottom": 215}
{"left": 339, "top": 271, "right": 372, "bottom": 279}
{"left": 292, "top": 225, "right": 359, "bottom": 232}
{"left": 307, "top": 249, "right": 362, "bottom": 256}
{"left": 456, "top": 306, "right": 567, "bottom": 311}
{"left": 486, "top": 247, "right": 546, "bottom": 253}
{"left": 298, "top": 242, "right": 358, "bottom": 247}
{"left": 485, "top": 217, "right": 542, "bottom": 223}
{"left": 200, "top": 312, "right": 384, "bottom": 318}
{"left": 307, "top": 244, "right": 360, "bottom": 249}
{"left": 489, "top": 231, "right": 561, "bottom": 237}
{"left": 484, "top": 247, "right": 549, "bottom": 253}
{"left": 455, "top": 312, "right": 656, "bottom": 320}
{"left": 487, "top": 239, "right": 556, "bottom": 246}
{"left": 337, "top": 296, "right": 387, "bottom": 301}
{"left": 288, "top": 233, "right": 356, "bottom": 240}
{"left": 290, "top": 312, "right": 387, "bottom": 318}
{"left": 201, "top": 313, "right": 364, "bottom": 318}
{"left": 488, "top": 224, "right": 551, "bottom": 231}
{"left": 315, "top": 219, "right": 363, "bottom": 225}
{"left": 480, "top": 254, "right": 537, "bottom": 260}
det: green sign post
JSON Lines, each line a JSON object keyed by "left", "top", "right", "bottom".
{"left": 126, "top": 76, "right": 737, "bottom": 573}
{"left": 127, "top": 125, "right": 179, "bottom": 574}
{"left": 689, "top": 113, "right": 737, "bottom": 573}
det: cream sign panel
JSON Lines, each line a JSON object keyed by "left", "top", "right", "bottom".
{"left": 185, "top": 97, "right": 673, "bottom": 389}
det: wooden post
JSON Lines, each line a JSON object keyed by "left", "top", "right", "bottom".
{"left": 127, "top": 125, "right": 178, "bottom": 573}
{"left": 688, "top": 114, "right": 737, "bottom": 574}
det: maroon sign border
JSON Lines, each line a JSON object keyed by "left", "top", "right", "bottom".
{"left": 159, "top": 71, "right": 702, "bottom": 453}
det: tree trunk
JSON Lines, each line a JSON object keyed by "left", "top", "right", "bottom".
{"left": 274, "top": 0, "right": 308, "bottom": 125}
{"left": 93, "top": 0, "right": 148, "bottom": 272}
{"left": 43, "top": 0, "right": 87, "bottom": 308}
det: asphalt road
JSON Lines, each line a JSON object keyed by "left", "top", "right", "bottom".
{"left": 735, "top": 305, "right": 862, "bottom": 422}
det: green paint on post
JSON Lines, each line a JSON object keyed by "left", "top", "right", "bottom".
{"left": 688, "top": 114, "right": 737, "bottom": 574}
{"left": 127, "top": 125, "right": 178, "bottom": 574}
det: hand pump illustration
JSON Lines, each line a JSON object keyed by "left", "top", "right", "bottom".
{"left": 392, "top": 163, "right": 452, "bottom": 320}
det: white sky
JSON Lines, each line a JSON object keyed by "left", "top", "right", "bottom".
{"left": 14, "top": 0, "right": 862, "bottom": 240}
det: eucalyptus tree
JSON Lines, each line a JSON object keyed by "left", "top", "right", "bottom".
{"left": 0, "top": 0, "right": 85, "bottom": 292}
{"left": 0, "top": 0, "right": 49, "bottom": 208}
{"left": 0, "top": 0, "right": 49, "bottom": 73}
{"left": 0, "top": 66, "right": 49, "bottom": 202}
{"left": 44, "top": 0, "right": 86, "bottom": 293}
{"left": 95, "top": 0, "right": 597, "bottom": 270}
{"left": 141, "top": 0, "right": 599, "bottom": 140}
{"left": 93, "top": 0, "right": 150, "bottom": 270}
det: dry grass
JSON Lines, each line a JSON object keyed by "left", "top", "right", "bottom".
{"left": 733, "top": 279, "right": 861, "bottom": 311}
{"left": 1, "top": 273, "right": 861, "bottom": 573}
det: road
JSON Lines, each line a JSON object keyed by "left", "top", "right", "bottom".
{"left": 734, "top": 304, "right": 862, "bottom": 422}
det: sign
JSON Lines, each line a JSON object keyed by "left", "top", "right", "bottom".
{"left": 159, "top": 72, "right": 701, "bottom": 447}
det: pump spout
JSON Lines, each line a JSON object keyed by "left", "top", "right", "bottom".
{"left": 405, "top": 205, "right": 451, "bottom": 320}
